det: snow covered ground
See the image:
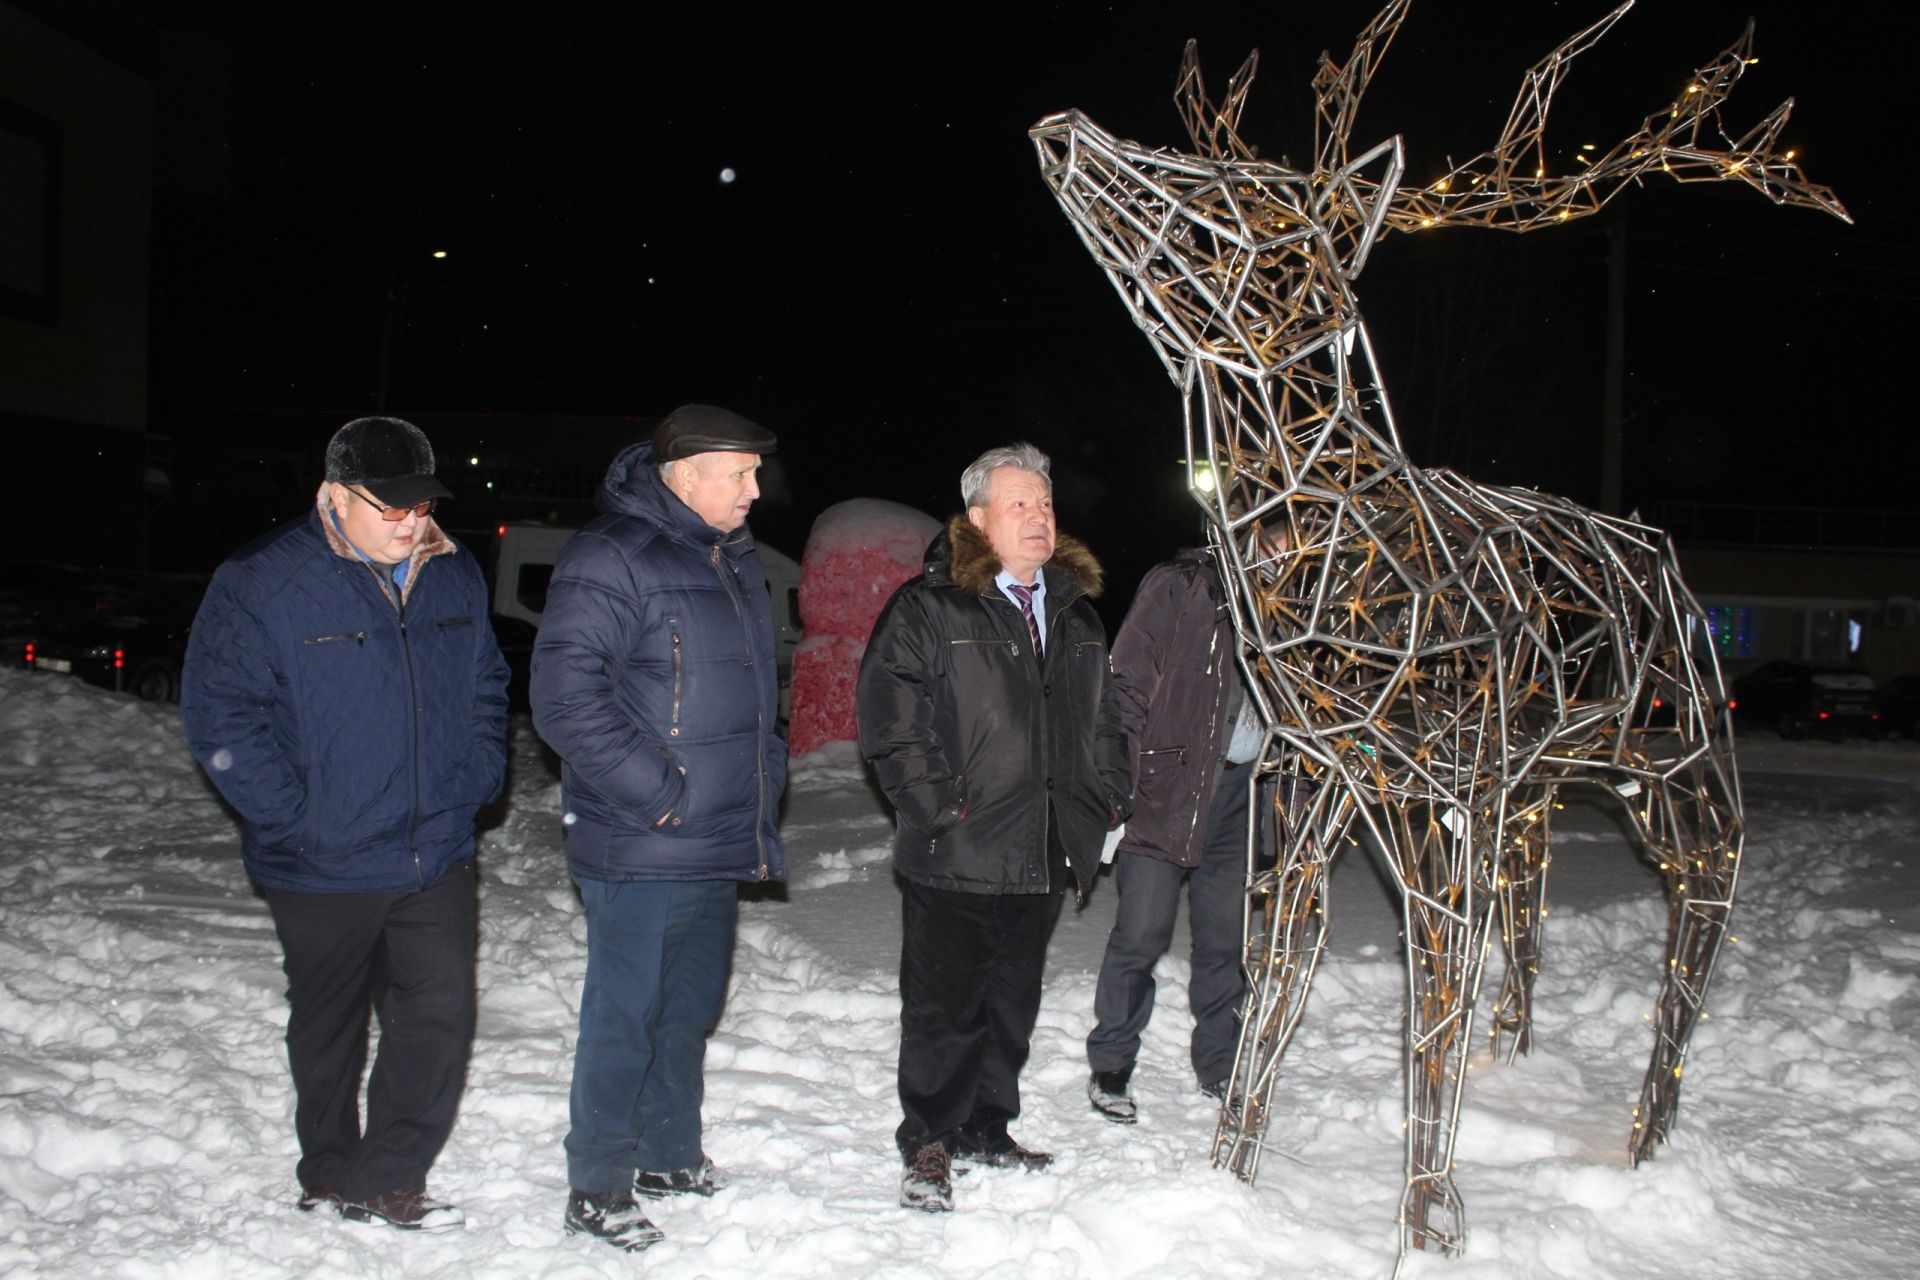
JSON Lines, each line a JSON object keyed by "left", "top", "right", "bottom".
{"left": 2, "top": 665, "right": 1917, "bottom": 1278}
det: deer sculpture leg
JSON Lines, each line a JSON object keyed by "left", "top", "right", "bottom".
{"left": 1601, "top": 561, "right": 1745, "bottom": 1159}
{"left": 1213, "top": 755, "right": 1345, "bottom": 1180}
{"left": 1615, "top": 748, "right": 1743, "bottom": 1160}
{"left": 1487, "top": 789, "right": 1556, "bottom": 1062}
{"left": 1369, "top": 793, "right": 1499, "bottom": 1255}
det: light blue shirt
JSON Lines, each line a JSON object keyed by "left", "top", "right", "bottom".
{"left": 995, "top": 568, "right": 1048, "bottom": 651}
{"left": 1224, "top": 676, "right": 1265, "bottom": 763}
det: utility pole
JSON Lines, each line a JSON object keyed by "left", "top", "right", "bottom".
{"left": 1601, "top": 221, "right": 1626, "bottom": 516}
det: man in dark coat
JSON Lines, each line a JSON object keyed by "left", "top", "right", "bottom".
{"left": 1085, "top": 547, "right": 1267, "bottom": 1123}
{"left": 532, "top": 405, "right": 788, "bottom": 1252}
{"left": 857, "top": 442, "right": 1122, "bottom": 1213}
{"left": 182, "top": 417, "right": 509, "bottom": 1232}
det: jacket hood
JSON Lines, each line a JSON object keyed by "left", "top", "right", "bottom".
{"left": 932, "top": 515, "right": 1103, "bottom": 598}
{"left": 598, "top": 440, "right": 756, "bottom": 554}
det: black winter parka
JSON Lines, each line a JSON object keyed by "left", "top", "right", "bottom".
{"left": 857, "top": 517, "right": 1121, "bottom": 897}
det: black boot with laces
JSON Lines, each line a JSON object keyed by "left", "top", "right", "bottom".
{"left": 564, "top": 1189, "right": 665, "bottom": 1252}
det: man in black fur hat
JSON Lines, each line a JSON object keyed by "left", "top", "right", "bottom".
{"left": 857, "top": 442, "right": 1124, "bottom": 1213}
{"left": 182, "top": 417, "right": 508, "bottom": 1231}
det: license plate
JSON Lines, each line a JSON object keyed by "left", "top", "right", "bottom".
{"left": 38, "top": 657, "right": 72, "bottom": 673}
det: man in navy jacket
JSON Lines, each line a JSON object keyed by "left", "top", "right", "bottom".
{"left": 182, "top": 417, "right": 509, "bottom": 1232}
{"left": 532, "top": 405, "right": 787, "bottom": 1252}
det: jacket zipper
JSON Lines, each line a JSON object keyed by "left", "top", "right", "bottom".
{"left": 303, "top": 630, "right": 367, "bottom": 646}
{"left": 364, "top": 560, "right": 426, "bottom": 888}
{"left": 670, "top": 632, "right": 684, "bottom": 734}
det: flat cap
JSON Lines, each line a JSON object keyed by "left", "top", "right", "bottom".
{"left": 651, "top": 404, "right": 778, "bottom": 461}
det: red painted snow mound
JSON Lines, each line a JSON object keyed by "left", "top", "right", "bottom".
{"left": 788, "top": 499, "right": 940, "bottom": 755}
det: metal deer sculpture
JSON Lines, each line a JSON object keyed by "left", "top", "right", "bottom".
{"left": 1032, "top": 0, "right": 1847, "bottom": 1259}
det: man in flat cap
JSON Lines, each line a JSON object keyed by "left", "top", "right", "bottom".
{"left": 182, "top": 416, "right": 509, "bottom": 1232}
{"left": 532, "top": 404, "right": 788, "bottom": 1251}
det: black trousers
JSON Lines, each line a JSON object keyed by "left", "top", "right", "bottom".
{"left": 262, "top": 860, "right": 477, "bottom": 1199}
{"left": 895, "top": 836, "right": 1068, "bottom": 1159}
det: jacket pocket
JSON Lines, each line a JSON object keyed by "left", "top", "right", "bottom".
{"left": 302, "top": 630, "right": 367, "bottom": 647}
{"left": 950, "top": 637, "right": 1019, "bottom": 660}
{"left": 1134, "top": 745, "right": 1187, "bottom": 810}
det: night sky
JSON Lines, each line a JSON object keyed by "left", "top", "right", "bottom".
{"left": 146, "top": 1, "right": 1918, "bottom": 585}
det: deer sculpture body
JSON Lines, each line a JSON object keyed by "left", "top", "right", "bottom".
{"left": 1032, "top": 0, "right": 1847, "bottom": 1259}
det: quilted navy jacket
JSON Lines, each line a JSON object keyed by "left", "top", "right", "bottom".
{"left": 530, "top": 442, "right": 787, "bottom": 884}
{"left": 181, "top": 501, "right": 510, "bottom": 893}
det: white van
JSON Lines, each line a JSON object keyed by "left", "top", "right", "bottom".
{"left": 490, "top": 522, "right": 802, "bottom": 716}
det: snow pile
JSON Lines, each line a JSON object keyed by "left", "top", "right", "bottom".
{"left": 2, "top": 664, "right": 1919, "bottom": 1277}
{"left": 787, "top": 499, "right": 939, "bottom": 755}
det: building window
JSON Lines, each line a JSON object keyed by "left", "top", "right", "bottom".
{"left": 1802, "top": 608, "right": 1868, "bottom": 665}
{"left": 1705, "top": 606, "right": 1755, "bottom": 661}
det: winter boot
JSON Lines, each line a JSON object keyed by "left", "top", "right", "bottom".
{"left": 564, "top": 1189, "right": 665, "bottom": 1252}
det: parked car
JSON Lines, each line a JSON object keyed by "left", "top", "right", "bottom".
{"left": 1875, "top": 674, "right": 1920, "bottom": 740}
{"left": 1730, "top": 660, "right": 1879, "bottom": 740}
{"left": 17, "top": 577, "right": 208, "bottom": 703}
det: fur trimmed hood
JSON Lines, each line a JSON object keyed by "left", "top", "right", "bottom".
{"left": 940, "top": 514, "right": 1103, "bottom": 599}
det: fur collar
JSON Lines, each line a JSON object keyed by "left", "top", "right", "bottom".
{"left": 944, "top": 514, "right": 1103, "bottom": 599}
{"left": 314, "top": 483, "right": 457, "bottom": 603}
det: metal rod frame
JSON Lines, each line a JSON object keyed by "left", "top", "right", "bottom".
{"left": 1031, "top": 0, "right": 1846, "bottom": 1260}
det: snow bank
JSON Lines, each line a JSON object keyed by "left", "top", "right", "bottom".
{"left": 2, "top": 666, "right": 1919, "bottom": 1277}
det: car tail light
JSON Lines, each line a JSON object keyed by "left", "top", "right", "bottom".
{"left": 1727, "top": 698, "right": 1737, "bottom": 711}
{"left": 22, "top": 642, "right": 33, "bottom": 666}
{"left": 1651, "top": 697, "right": 1665, "bottom": 709}
{"left": 497, "top": 523, "right": 508, "bottom": 538}
{"left": 1817, "top": 711, "right": 1830, "bottom": 720}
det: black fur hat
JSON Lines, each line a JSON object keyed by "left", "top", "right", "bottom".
{"left": 325, "top": 417, "right": 452, "bottom": 508}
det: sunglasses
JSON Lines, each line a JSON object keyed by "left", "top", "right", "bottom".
{"left": 346, "top": 487, "right": 437, "bottom": 522}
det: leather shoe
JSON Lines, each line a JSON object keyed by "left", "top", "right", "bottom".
{"left": 343, "top": 1188, "right": 465, "bottom": 1232}
{"left": 955, "top": 1141, "right": 1053, "bottom": 1172}
{"left": 297, "top": 1186, "right": 344, "bottom": 1214}
{"left": 900, "top": 1142, "right": 953, "bottom": 1212}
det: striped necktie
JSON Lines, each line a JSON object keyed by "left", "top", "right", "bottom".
{"left": 1006, "top": 582, "right": 1041, "bottom": 658}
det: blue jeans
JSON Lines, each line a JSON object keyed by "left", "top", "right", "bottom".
{"left": 565, "top": 877, "right": 736, "bottom": 1192}
{"left": 1087, "top": 765, "right": 1250, "bottom": 1086}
